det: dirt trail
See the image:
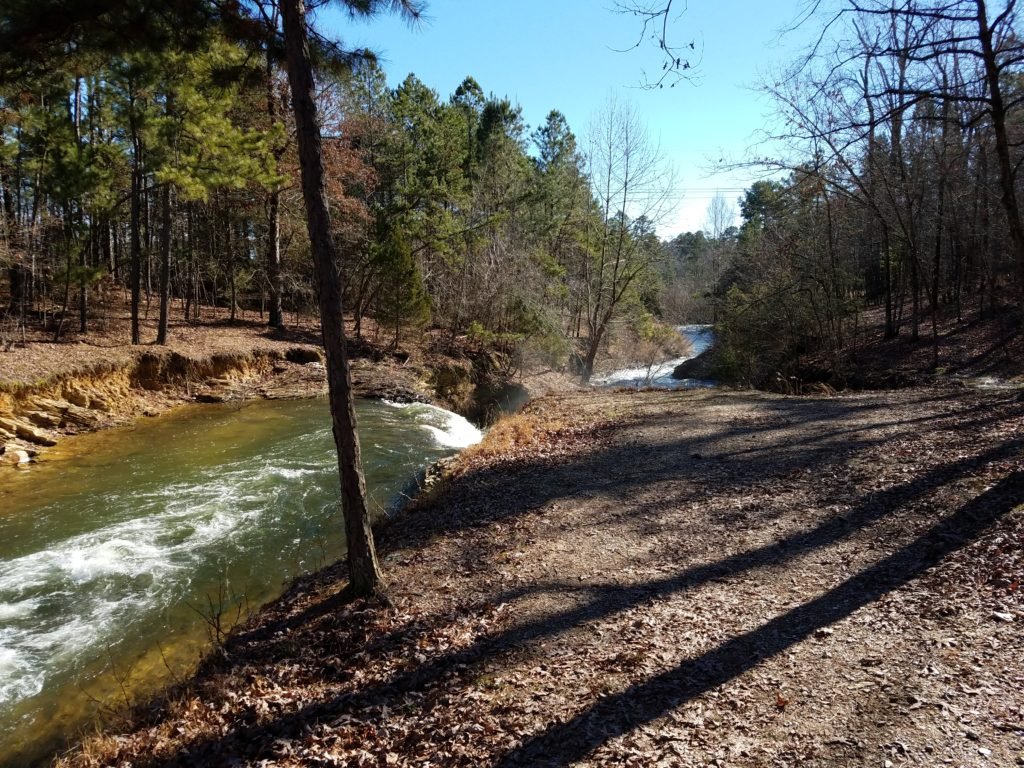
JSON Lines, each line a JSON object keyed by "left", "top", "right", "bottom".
{"left": 59, "top": 387, "right": 1024, "bottom": 767}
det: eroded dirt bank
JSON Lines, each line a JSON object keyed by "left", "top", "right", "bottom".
{"left": 57, "top": 386, "right": 1024, "bottom": 767}
{"left": 0, "top": 325, "right": 558, "bottom": 466}
{"left": 0, "top": 345, "right": 335, "bottom": 465}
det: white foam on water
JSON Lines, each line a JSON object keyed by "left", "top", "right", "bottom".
{"left": 0, "top": 642, "right": 43, "bottom": 704}
{"left": 422, "top": 410, "right": 483, "bottom": 448}
{"left": 0, "top": 599, "right": 37, "bottom": 621}
{"left": 382, "top": 401, "right": 483, "bottom": 449}
{"left": 592, "top": 324, "right": 716, "bottom": 390}
{"left": 0, "top": 458, "right": 304, "bottom": 710}
{"left": 270, "top": 467, "right": 318, "bottom": 480}
{"left": 62, "top": 537, "right": 166, "bottom": 584}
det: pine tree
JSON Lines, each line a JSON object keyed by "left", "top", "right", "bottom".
{"left": 280, "top": 0, "right": 423, "bottom": 597}
{"left": 375, "top": 225, "right": 430, "bottom": 348}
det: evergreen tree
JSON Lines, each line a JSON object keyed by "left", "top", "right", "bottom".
{"left": 279, "top": 0, "right": 423, "bottom": 597}
{"left": 375, "top": 224, "right": 430, "bottom": 348}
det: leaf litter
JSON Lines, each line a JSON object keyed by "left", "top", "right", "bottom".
{"left": 58, "top": 387, "right": 1024, "bottom": 767}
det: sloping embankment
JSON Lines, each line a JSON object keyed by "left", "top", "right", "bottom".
{"left": 0, "top": 339, "right": 553, "bottom": 467}
{"left": 0, "top": 348, "right": 324, "bottom": 466}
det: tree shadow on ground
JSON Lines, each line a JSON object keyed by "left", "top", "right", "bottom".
{"left": 128, "top": 391, "right": 1024, "bottom": 767}
{"left": 381, "top": 390, "right": 1018, "bottom": 549}
{"left": 495, "top": 470, "right": 1024, "bottom": 766}
{"left": 241, "top": 391, "right": 1007, "bottom": 643}
{"left": 225, "top": 390, "right": 1017, "bottom": 665}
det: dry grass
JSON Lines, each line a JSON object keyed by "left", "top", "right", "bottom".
{"left": 460, "top": 412, "right": 568, "bottom": 464}
{"left": 454, "top": 393, "right": 616, "bottom": 477}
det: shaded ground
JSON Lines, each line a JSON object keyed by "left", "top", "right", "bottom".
{"left": 804, "top": 305, "right": 1024, "bottom": 389}
{"left": 58, "top": 386, "right": 1024, "bottom": 767}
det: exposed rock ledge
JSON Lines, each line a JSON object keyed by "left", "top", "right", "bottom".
{"left": 670, "top": 347, "right": 715, "bottom": 380}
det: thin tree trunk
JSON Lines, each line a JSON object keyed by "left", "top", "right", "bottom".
{"left": 930, "top": 87, "right": 950, "bottom": 369}
{"left": 931, "top": 211, "right": 943, "bottom": 367}
{"left": 267, "top": 189, "right": 284, "bottom": 328}
{"left": 281, "top": 0, "right": 384, "bottom": 596}
{"left": 976, "top": 0, "right": 1024, "bottom": 307}
{"left": 130, "top": 133, "right": 142, "bottom": 345}
{"left": 54, "top": 241, "right": 72, "bottom": 343}
{"left": 266, "top": 43, "right": 285, "bottom": 330}
{"left": 884, "top": 233, "right": 895, "bottom": 338}
{"left": 979, "top": 141, "right": 992, "bottom": 316}
{"left": 110, "top": 218, "right": 119, "bottom": 280}
{"left": 910, "top": 251, "right": 920, "bottom": 342}
{"left": 157, "top": 182, "right": 172, "bottom": 345}
{"left": 79, "top": 219, "right": 89, "bottom": 333}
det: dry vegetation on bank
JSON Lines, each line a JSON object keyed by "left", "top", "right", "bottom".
{"left": 55, "top": 385, "right": 1024, "bottom": 767}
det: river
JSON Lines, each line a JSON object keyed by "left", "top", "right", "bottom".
{"left": 592, "top": 324, "right": 715, "bottom": 389}
{"left": 0, "top": 397, "right": 481, "bottom": 765}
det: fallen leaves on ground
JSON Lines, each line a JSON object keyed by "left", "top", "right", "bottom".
{"left": 58, "top": 387, "right": 1024, "bottom": 768}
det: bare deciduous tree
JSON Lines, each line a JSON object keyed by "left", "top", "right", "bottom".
{"left": 580, "top": 98, "right": 673, "bottom": 381}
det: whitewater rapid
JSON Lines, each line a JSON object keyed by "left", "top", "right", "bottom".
{"left": 0, "top": 397, "right": 482, "bottom": 762}
{"left": 592, "top": 324, "right": 716, "bottom": 390}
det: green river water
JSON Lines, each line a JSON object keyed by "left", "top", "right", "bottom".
{"left": 0, "top": 397, "right": 481, "bottom": 765}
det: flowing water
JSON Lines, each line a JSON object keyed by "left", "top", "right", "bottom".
{"left": 0, "top": 397, "right": 481, "bottom": 765}
{"left": 592, "top": 324, "right": 716, "bottom": 389}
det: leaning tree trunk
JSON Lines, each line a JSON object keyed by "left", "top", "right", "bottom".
{"left": 281, "top": 0, "right": 384, "bottom": 596}
{"left": 580, "top": 322, "right": 605, "bottom": 384}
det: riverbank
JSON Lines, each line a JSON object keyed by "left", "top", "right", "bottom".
{"left": 56, "top": 385, "right": 1024, "bottom": 767}
{"left": 0, "top": 310, "right": 578, "bottom": 467}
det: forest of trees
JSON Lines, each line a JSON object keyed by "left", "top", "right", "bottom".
{"left": 0, "top": 11, "right": 673, "bottom": 383}
{"left": 6, "top": 1, "right": 1018, "bottom": 392}
{"left": 663, "top": 0, "right": 1024, "bottom": 386}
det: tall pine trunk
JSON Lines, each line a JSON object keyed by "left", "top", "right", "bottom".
{"left": 79, "top": 218, "right": 89, "bottom": 333}
{"left": 130, "top": 134, "right": 142, "bottom": 345}
{"left": 281, "top": 0, "right": 384, "bottom": 596}
{"left": 266, "top": 45, "right": 285, "bottom": 330}
{"left": 157, "top": 182, "right": 171, "bottom": 345}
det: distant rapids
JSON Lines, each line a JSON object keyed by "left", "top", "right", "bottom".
{"left": 592, "top": 324, "right": 715, "bottom": 390}
{"left": 0, "top": 397, "right": 481, "bottom": 765}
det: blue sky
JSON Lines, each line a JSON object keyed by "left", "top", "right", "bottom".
{"left": 328, "top": 1, "right": 817, "bottom": 236}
